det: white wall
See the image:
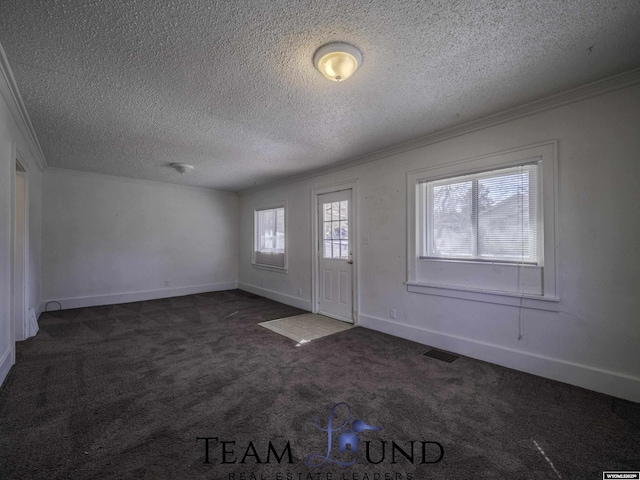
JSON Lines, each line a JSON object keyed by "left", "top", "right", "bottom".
{"left": 239, "top": 83, "right": 640, "bottom": 402}
{"left": 41, "top": 170, "right": 238, "bottom": 309}
{"left": 0, "top": 72, "right": 43, "bottom": 386}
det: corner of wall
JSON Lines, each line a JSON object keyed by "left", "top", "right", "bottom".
{"left": 0, "top": 346, "right": 14, "bottom": 389}
{"left": 238, "top": 282, "right": 312, "bottom": 311}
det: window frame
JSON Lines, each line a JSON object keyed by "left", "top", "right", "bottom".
{"left": 252, "top": 202, "right": 288, "bottom": 272}
{"left": 321, "top": 198, "right": 351, "bottom": 260}
{"left": 420, "top": 162, "right": 542, "bottom": 264}
{"left": 407, "top": 141, "right": 559, "bottom": 310}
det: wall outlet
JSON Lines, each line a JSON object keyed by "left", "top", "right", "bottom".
{"left": 164, "top": 280, "right": 170, "bottom": 287}
{"left": 298, "top": 288, "right": 303, "bottom": 297}
{"left": 390, "top": 308, "right": 396, "bottom": 319}
{"left": 362, "top": 235, "right": 370, "bottom": 245}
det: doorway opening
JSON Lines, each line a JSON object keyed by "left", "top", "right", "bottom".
{"left": 13, "top": 160, "right": 28, "bottom": 352}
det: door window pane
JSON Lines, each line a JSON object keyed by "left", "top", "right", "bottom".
{"left": 322, "top": 200, "right": 349, "bottom": 259}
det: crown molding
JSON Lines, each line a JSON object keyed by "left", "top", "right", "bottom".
{"left": 241, "top": 67, "right": 640, "bottom": 194}
{"left": 0, "top": 42, "right": 47, "bottom": 170}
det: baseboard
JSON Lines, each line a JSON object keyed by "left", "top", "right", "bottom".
{"left": 0, "top": 346, "right": 14, "bottom": 389}
{"left": 238, "top": 282, "right": 312, "bottom": 311}
{"left": 40, "top": 282, "right": 239, "bottom": 311}
{"left": 359, "top": 314, "right": 640, "bottom": 403}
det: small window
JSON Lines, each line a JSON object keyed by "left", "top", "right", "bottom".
{"left": 254, "top": 206, "right": 286, "bottom": 269}
{"left": 420, "top": 163, "right": 540, "bottom": 264}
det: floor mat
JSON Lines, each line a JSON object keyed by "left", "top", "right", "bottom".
{"left": 259, "top": 313, "right": 353, "bottom": 344}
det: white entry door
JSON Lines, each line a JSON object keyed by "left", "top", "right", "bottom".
{"left": 317, "top": 189, "right": 353, "bottom": 323}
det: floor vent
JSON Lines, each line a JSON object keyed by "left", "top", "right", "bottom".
{"left": 423, "top": 348, "right": 459, "bottom": 363}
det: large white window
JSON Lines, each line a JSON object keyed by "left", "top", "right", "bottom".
{"left": 254, "top": 205, "right": 286, "bottom": 269}
{"left": 420, "top": 163, "right": 540, "bottom": 264}
{"left": 407, "top": 142, "right": 558, "bottom": 309}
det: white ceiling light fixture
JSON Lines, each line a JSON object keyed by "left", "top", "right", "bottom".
{"left": 170, "top": 163, "right": 194, "bottom": 174}
{"left": 313, "top": 42, "right": 362, "bottom": 82}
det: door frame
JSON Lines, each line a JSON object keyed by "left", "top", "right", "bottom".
{"left": 311, "top": 180, "right": 358, "bottom": 325}
{"left": 11, "top": 146, "right": 29, "bottom": 353}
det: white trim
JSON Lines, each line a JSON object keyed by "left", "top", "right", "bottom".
{"left": 14, "top": 147, "right": 31, "bottom": 341}
{"left": 13, "top": 169, "right": 28, "bottom": 341}
{"left": 241, "top": 68, "right": 640, "bottom": 194}
{"left": 238, "top": 282, "right": 312, "bottom": 311}
{"left": 0, "top": 43, "right": 47, "bottom": 170}
{"left": 43, "top": 167, "right": 237, "bottom": 196}
{"left": 0, "top": 347, "right": 14, "bottom": 388}
{"left": 406, "top": 282, "right": 560, "bottom": 311}
{"left": 250, "top": 264, "right": 289, "bottom": 274}
{"left": 407, "top": 141, "right": 558, "bottom": 302}
{"left": 311, "top": 180, "right": 359, "bottom": 325}
{"left": 39, "top": 282, "right": 238, "bottom": 311}
{"left": 8, "top": 143, "right": 18, "bottom": 365}
{"left": 359, "top": 314, "right": 640, "bottom": 403}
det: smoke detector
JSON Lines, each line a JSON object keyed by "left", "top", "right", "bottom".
{"left": 170, "top": 163, "right": 194, "bottom": 174}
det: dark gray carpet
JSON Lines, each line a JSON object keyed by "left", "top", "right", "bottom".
{"left": 0, "top": 289, "right": 638, "bottom": 479}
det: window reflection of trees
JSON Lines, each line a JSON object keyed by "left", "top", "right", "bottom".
{"left": 323, "top": 201, "right": 349, "bottom": 259}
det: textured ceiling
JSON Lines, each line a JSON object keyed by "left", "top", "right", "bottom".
{"left": 1, "top": 1, "right": 639, "bottom": 191}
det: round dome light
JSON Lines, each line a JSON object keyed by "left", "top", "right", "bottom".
{"left": 313, "top": 42, "right": 362, "bottom": 82}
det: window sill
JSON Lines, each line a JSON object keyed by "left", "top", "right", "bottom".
{"left": 419, "top": 256, "right": 538, "bottom": 267}
{"left": 406, "top": 281, "right": 560, "bottom": 311}
{"left": 252, "top": 263, "right": 288, "bottom": 274}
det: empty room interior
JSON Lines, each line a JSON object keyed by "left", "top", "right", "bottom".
{"left": 1, "top": 1, "right": 639, "bottom": 479}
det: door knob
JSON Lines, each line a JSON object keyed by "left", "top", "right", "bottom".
{"left": 347, "top": 260, "right": 353, "bottom": 264}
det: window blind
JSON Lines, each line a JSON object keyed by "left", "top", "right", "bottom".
{"left": 423, "top": 163, "right": 539, "bottom": 264}
{"left": 255, "top": 207, "right": 285, "bottom": 268}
